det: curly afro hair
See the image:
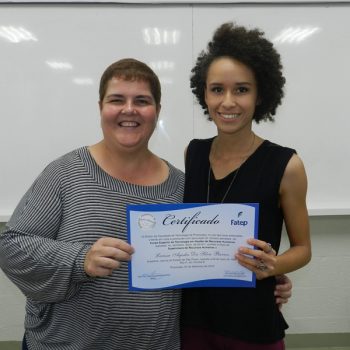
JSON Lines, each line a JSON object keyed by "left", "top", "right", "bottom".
{"left": 190, "top": 22, "right": 285, "bottom": 123}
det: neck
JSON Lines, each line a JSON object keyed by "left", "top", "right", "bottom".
{"left": 209, "top": 131, "right": 258, "bottom": 180}
{"left": 89, "top": 141, "right": 167, "bottom": 185}
{"left": 98, "top": 140, "right": 152, "bottom": 164}
{"left": 212, "top": 131, "right": 256, "bottom": 160}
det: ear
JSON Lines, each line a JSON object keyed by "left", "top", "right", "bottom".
{"left": 256, "top": 96, "right": 262, "bottom": 106}
{"left": 156, "top": 104, "right": 161, "bottom": 118}
{"left": 98, "top": 100, "right": 103, "bottom": 112}
{"left": 204, "top": 87, "right": 213, "bottom": 120}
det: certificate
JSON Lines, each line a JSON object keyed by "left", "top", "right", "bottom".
{"left": 127, "top": 203, "right": 259, "bottom": 291}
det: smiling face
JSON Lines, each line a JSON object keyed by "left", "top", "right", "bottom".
{"left": 99, "top": 77, "right": 160, "bottom": 152}
{"left": 205, "top": 57, "right": 259, "bottom": 136}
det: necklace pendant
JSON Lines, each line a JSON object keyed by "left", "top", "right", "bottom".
{"left": 207, "top": 166, "right": 240, "bottom": 203}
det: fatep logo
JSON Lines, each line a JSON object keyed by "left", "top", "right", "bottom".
{"left": 231, "top": 211, "right": 248, "bottom": 226}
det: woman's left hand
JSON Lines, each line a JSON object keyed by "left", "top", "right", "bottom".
{"left": 235, "top": 238, "right": 277, "bottom": 280}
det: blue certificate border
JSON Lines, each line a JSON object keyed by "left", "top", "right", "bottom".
{"left": 127, "top": 203, "right": 259, "bottom": 291}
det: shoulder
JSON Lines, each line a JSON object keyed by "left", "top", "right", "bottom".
{"left": 277, "top": 145, "right": 308, "bottom": 201}
{"left": 262, "top": 141, "right": 297, "bottom": 169}
{"left": 32, "top": 147, "right": 87, "bottom": 192}
{"left": 166, "top": 162, "right": 185, "bottom": 180}
{"left": 251, "top": 141, "right": 299, "bottom": 187}
{"left": 41, "top": 147, "right": 85, "bottom": 177}
{"left": 188, "top": 137, "right": 214, "bottom": 148}
{"left": 186, "top": 137, "right": 214, "bottom": 155}
{"left": 7, "top": 148, "right": 84, "bottom": 225}
{"left": 282, "top": 153, "right": 307, "bottom": 185}
{"left": 264, "top": 140, "right": 296, "bottom": 157}
{"left": 264, "top": 141, "right": 304, "bottom": 175}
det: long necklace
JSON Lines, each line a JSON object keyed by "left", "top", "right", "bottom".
{"left": 207, "top": 133, "right": 256, "bottom": 203}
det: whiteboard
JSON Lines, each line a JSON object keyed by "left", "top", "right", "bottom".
{"left": 0, "top": 3, "right": 349, "bottom": 220}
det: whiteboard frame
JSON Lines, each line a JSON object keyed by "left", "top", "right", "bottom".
{"left": 2, "top": 1, "right": 350, "bottom": 3}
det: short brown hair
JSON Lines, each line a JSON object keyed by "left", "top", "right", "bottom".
{"left": 99, "top": 58, "right": 161, "bottom": 107}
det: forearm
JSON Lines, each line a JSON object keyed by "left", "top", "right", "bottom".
{"left": 0, "top": 229, "right": 92, "bottom": 302}
{"left": 235, "top": 238, "right": 311, "bottom": 280}
{"left": 273, "top": 245, "right": 311, "bottom": 276}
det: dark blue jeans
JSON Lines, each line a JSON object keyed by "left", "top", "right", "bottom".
{"left": 22, "top": 335, "right": 29, "bottom": 350}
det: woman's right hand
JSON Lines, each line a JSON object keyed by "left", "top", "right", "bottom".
{"left": 84, "top": 237, "right": 134, "bottom": 277}
{"left": 275, "top": 274, "right": 292, "bottom": 309}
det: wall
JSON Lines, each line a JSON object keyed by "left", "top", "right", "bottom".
{"left": 2, "top": 216, "right": 350, "bottom": 341}
{"left": 280, "top": 216, "right": 350, "bottom": 334}
{"left": 1, "top": 1, "right": 350, "bottom": 344}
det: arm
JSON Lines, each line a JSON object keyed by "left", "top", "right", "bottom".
{"left": 275, "top": 274, "right": 292, "bottom": 309}
{"left": 0, "top": 163, "right": 91, "bottom": 303}
{"left": 236, "top": 154, "right": 311, "bottom": 279}
{"left": 0, "top": 228, "right": 91, "bottom": 302}
{"left": 274, "top": 153, "right": 311, "bottom": 274}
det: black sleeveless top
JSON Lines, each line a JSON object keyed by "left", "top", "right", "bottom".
{"left": 181, "top": 138, "right": 296, "bottom": 343}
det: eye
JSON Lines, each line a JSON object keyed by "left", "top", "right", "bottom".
{"left": 210, "top": 86, "right": 223, "bottom": 94}
{"left": 236, "top": 86, "right": 249, "bottom": 94}
{"left": 107, "top": 97, "right": 124, "bottom": 104}
{"left": 136, "top": 98, "right": 150, "bottom": 105}
{"left": 135, "top": 97, "right": 154, "bottom": 106}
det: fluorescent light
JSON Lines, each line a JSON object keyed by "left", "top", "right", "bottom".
{"left": 142, "top": 28, "right": 180, "bottom": 45}
{"left": 149, "top": 61, "right": 175, "bottom": 71}
{"left": 0, "top": 26, "right": 38, "bottom": 43}
{"left": 72, "top": 78, "right": 94, "bottom": 86}
{"left": 273, "top": 26, "right": 320, "bottom": 44}
{"left": 46, "top": 61, "right": 73, "bottom": 70}
{"left": 159, "top": 77, "right": 173, "bottom": 85}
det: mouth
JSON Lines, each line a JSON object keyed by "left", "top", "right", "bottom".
{"left": 119, "top": 121, "right": 140, "bottom": 127}
{"left": 219, "top": 113, "right": 240, "bottom": 120}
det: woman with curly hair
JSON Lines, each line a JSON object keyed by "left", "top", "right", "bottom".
{"left": 181, "top": 22, "right": 311, "bottom": 349}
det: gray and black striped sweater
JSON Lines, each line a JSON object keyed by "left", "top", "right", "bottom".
{"left": 0, "top": 147, "right": 184, "bottom": 350}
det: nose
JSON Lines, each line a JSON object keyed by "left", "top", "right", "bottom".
{"left": 122, "top": 100, "right": 136, "bottom": 115}
{"left": 222, "top": 91, "right": 236, "bottom": 108}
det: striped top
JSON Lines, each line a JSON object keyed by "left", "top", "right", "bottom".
{"left": 0, "top": 147, "right": 184, "bottom": 350}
